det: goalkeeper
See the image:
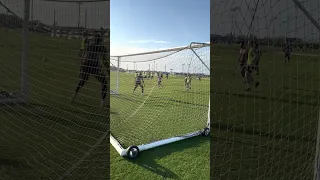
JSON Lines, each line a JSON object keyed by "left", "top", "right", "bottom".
{"left": 133, "top": 72, "right": 145, "bottom": 95}
{"left": 185, "top": 75, "right": 192, "bottom": 90}
{"left": 72, "top": 33, "right": 108, "bottom": 108}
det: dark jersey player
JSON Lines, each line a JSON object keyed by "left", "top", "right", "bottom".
{"left": 238, "top": 41, "right": 248, "bottom": 78}
{"left": 283, "top": 43, "right": 292, "bottom": 64}
{"left": 72, "top": 33, "right": 108, "bottom": 108}
{"left": 158, "top": 75, "right": 163, "bottom": 88}
{"left": 133, "top": 72, "right": 145, "bottom": 95}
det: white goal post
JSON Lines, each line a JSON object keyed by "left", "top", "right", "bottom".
{"left": 110, "top": 42, "right": 210, "bottom": 158}
{"left": 0, "top": 0, "right": 30, "bottom": 104}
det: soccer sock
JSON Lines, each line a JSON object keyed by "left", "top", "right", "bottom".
{"left": 75, "top": 80, "right": 85, "bottom": 93}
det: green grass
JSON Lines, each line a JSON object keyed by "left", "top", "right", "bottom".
{"left": 0, "top": 29, "right": 210, "bottom": 180}
{"left": 0, "top": 29, "right": 109, "bottom": 179}
{"left": 211, "top": 44, "right": 320, "bottom": 179}
{"left": 110, "top": 72, "right": 209, "bottom": 147}
{"left": 110, "top": 72, "right": 210, "bottom": 179}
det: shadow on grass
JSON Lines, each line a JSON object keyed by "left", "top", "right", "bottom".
{"left": 0, "top": 157, "right": 30, "bottom": 169}
{"left": 151, "top": 96, "right": 208, "bottom": 108}
{"left": 126, "top": 136, "right": 208, "bottom": 179}
{"left": 211, "top": 121, "right": 315, "bottom": 146}
{"left": 172, "top": 89, "right": 210, "bottom": 95}
{"left": 214, "top": 90, "right": 319, "bottom": 107}
{"left": 0, "top": 102, "right": 108, "bottom": 131}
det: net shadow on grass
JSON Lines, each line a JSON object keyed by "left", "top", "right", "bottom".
{"left": 151, "top": 96, "right": 208, "bottom": 108}
{"left": 211, "top": 135, "right": 313, "bottom": 157}
{"left": 0, "top": 102, "right": 108, "bottom": 131}
{"left": 214, "top": 91, "right": 319, "bottom": 107}
{"left": 128, "top": 136, "right": 208, "bottom": 179}
{"left": 211, "top": 121, "right": 315, "bottom": 144}
{"left": 171, "top": 89, "right": 210, "bottom": 95}
{"left": 0, "top": 157, "right": 30, "bottom": 169}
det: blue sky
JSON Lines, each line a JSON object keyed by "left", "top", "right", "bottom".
{"left": 110, "top": 0, "right": 210, "bottom": 55}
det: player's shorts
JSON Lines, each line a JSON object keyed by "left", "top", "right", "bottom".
{"left": 240, "top": 63, "right": 245, "bottom": 70}
{"left": 246, "top": 65, "right": 254, "bottom": 73}
{"left": 135, "top": 82, "right": 142, "bottom": 86}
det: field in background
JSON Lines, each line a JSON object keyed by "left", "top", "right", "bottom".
{"left": 211, "top": 44, "right": 320, "bottom": 179}
{"left": 110, "top": 71, "right": 210, "bottom": 179}
{"left": 0, "top": 29, "right": 109, "bottom": 179}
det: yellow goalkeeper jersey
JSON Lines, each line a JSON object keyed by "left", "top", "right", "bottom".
{"left": 247, "top": 48, "right": 254, "bottom": 65}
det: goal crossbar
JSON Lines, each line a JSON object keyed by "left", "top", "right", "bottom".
{"left": 111, "top": 42, "right": 210, "bottom": 58}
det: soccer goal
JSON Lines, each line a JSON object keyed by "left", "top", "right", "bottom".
{"left": 110, "top": 42, "right": 210, "bottom": 158}
{"left": 211, "top": 0, "right": 320, "bottom": 179}
{"left": 0, "top": 0, "right": 30, "bottom": 104}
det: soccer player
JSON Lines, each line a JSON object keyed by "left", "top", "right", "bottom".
{"left": 184, "top": 74, "right": 188, "bottom": 88}
{"left": 238, "top": 41, "right": 248, "bottom": 78}
{"left": 283, "top": 43, "right": 292, "bottom": 64}
{"left": 166, "top": 73, "right": 169, "bottom": 79}
{"left": 185, "top": 75, "right": 192, "bottom": 90}
{"left": 133, "top": 72, "right": 144, "bottom": 95}
{"left": 252, "top": 43, "right": 262, "bottom": 75}
{"left": 245, "top": 41, "right": 260, "bottom": 91}
{"left": 72, "top": 33, "right": 108, "bottom": 108}
{"left": 157, "top": 74, "right": 163, "bottom": 88}
{"left": 79, "top": 31, "right": 89, "bottom": 59}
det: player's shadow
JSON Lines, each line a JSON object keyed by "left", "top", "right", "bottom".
{"left": 128, "top": 136, "right": 209, "bottom": 179}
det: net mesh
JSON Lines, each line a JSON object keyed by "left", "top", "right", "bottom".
{"left": 0, "top": 0, "right": 109, "bottom": 179}
{"left": 211, "top": 0, "right": 320, "bottom": 179}
{"left": 0, "top": 0, "right": 23, "bottom": 100}
{"left": 110, "top": 44, "right": 210, "bottom": 148}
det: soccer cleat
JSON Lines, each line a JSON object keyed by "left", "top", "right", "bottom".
{"left": 246, "top": 88, "right": 251, "bottom": 91}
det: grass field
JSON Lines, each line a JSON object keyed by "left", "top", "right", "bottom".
{"left": 211, "top": 44, "right": 320, "bottom": 179}
{"left": 110, "top": 72, "right": 210, "bottom": 179}
{"left": 0, "top": 29, "right": 109, "bottom": 179}
{"left": 0, "top": 29, "right": 210, "bottom": 179}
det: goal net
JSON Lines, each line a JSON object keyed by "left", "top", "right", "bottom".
{"left": 0, "top": 0, "right": 109, "bottom": 179}
{"left": 110, "top": 43, "right": 210, "bottom": 157}
{"left": 0, "top": 0, "right": 26, "bottom": 103}
{"left": 211, "top": 0, "right": 320, "bottom": 179}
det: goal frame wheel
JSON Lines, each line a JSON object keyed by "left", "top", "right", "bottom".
{"left": 202, "top": 127, "right": 210, "bottom": 137}
{"left": 126, "top": 145, "right": 140, "bottom": 159}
